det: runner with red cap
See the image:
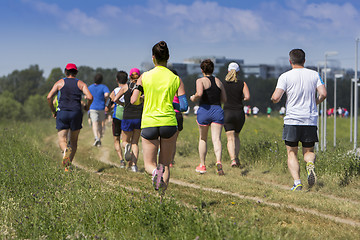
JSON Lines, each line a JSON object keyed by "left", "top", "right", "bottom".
{"left": 47, "top": 63, "right": 93, "bottom": 171}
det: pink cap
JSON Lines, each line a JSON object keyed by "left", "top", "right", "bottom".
{"left": 65, "top": 63, "right": 77, "bottom": 70}
{"left": 129, "top": 68, "right": 140, "bottom": 76}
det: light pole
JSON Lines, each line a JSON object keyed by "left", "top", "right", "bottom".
{"left": 354, "top": 38, "right": 359, "bottom": 150}
{"left": 334, "top": 74, "right": 343, "bottom": 147}
{"left": 317, "top": 62, "right": 325, "bottom": 152}
{"left": 323, "top": 51, "right": 338, "bottom": 151}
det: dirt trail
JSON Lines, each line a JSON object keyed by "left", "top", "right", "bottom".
{"left": 45, "top": 133, "right": 360, "bottom": 228}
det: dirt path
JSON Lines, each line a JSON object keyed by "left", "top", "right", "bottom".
{"left": 45, "top": 132, "right": 360, "bottom": 228}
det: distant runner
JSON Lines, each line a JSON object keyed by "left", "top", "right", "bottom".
{"left": 114, "top": 68, "right": 143, "bottom": 172}
{"left": 88, "top": 73, "right": 110, "bottom": 147}
{"left": 47, "top": 63, "right": 93, "bottom": 171}
{"left": 108, "top": 71, "right": 127, "bottom": 168}
{"left": 271, "top": 49, "right": 327, "bottom": 191}
{"left": 131, "top": 41, "right": 187, "bottom": 193}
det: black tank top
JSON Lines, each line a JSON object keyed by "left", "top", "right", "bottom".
{"left": 199, "top": 76, "right": 221, "bottom": 106}
{"left": 123, "top": 81, "right": 143, "bottom": 119}
{"left": 58, "top": 78, "right": 82, "bottom": 112}
{"left": 223, "top": 79, "right": 244, "bottom": 111}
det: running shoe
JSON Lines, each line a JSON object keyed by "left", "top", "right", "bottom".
{"left": 124, "top": 143, "right": 132, "bottom": 161}
{"left": 195, "top": 164, "right": 207, "bottom": 174}
{"left": 231, "top": 158, "right": 240, "bottom": 168}
{"left": 130, "top": 165, "right": 138, "bottom": 173}
{"left": 306, "top": 162, "right": 317, "bottom": 187}
{"left": 62, "top": 146, "right": 72, "bottom": 168}
{"left": 169, "top": 163, "right": 174, "bottom": 168}
{"left": 119, "top": 160, "right": 126, "bottom": 169}
{"left": 152, "top": 164, "right": 165, "bottom": 191}
{"left": 216, "top": 162, "right": 225, "bottom": 176}
{"left": 291, "top": 183, "right": 303, "bottom": 191}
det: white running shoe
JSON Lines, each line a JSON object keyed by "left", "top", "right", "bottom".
{"left": 130, "top": 165, "right": 138, "bottom": 172}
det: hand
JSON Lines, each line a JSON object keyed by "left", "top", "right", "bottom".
{"left": 52, "top": 111, "right": 57, "bottom": 119}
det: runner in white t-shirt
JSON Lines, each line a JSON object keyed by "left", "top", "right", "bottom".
{"left": 271, "top": 49, "right": 327, "bottom": 191}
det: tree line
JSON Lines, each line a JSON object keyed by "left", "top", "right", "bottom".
{"left": 0, "top": 64, "right": 353, "bottom": 121}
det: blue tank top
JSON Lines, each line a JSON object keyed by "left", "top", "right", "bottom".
{"left": 58, "top": 78, "right": 82, "bottom": 112}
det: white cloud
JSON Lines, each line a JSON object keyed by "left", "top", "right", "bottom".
{"left": 22, "top": 0, "right": 106, "bottom": 36}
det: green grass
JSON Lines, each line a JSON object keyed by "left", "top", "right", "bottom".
{"left": 1, "top": 116, "right": 360, "bottom": 239}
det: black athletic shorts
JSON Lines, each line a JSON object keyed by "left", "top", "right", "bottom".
{"left": 224, "top": 110, "right": 245, "bottom": 133}
{"left": 112, "top": 118, "right": 122, "bottom": 137}
{"left": 141, "top": 126, "right": 178, "bottom": 140}
{"left": 175, "top": 112, "right": 183, "bottom": 132}
{"left": 282, "top": 124, "right": 318, "bottom": 147}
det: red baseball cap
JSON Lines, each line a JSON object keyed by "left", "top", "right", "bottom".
{"left": 65, "top": 63, "right": 77, "bottom": 70}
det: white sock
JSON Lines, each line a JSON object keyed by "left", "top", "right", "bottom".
{"left": 294, "top": 179, "right": 302, "bottom": 185}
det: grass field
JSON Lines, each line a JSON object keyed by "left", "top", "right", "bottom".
{"left": 1, "top": 115, "right": 360, "bottom": 239}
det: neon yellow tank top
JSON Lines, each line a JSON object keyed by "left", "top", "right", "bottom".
{"left": 141, "top": 66, "right": 180, "bottom": 128}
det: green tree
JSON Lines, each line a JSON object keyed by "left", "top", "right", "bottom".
{"left": 38, "top": 67, "right": 64, "bottom": 95}
{"left": 0, "top": 65, "right": 45, "bottom": 104}
{"left": 24, "top": 94, "right": 51, "bottom": 119}
{"left": 0, "top": 91, "right": 23, "bottom": 121}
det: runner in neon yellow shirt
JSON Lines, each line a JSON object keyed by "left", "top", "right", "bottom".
{"left": 131, "top": 41, "right": 187, "bottom": 194}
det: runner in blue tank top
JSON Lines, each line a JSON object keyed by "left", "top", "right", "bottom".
{"left": 47, "top": 63, "right": 93, "bottom": 171}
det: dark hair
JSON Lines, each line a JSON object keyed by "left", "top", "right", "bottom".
{"left": 200, "top": 59, "right": 214, "bottom": 74}
{"left": 152, "top": 41, "right": 169, "bottom": 63}
{"left": 94, "top": 73, "right": 103, "bottom": 84}
{"left": 289, "top": 49, "right": 305, "bottom": 65}
{"left": 65, "top": 69, "right": 78, "bottom": 77}
{"left": 116, "top": 71, "right": 128, "bottom": 84}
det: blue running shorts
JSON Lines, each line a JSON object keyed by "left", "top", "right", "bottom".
{"left": 197, "top": 104, "right": 224, "bottom": 126}
{"left": 56, "top": 110, "right": 83, "bottom": 131}
{"left": 121, "top": 118, "right": 141, "bottom": 132}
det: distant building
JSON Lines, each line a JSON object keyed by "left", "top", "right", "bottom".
{"left": 141, "top": 56, "right": 351, "bottom": 80}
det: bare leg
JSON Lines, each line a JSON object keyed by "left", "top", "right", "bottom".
{"left": 210, "top": 123, "right": 223, "bottom": 163}
{"left": 92, "top": 121, "right": 101, "bottom": 140}
{"left": 122, "top": 131, "right": 134, "bottom": 167}
{"left": 198, "top": 125, "right": 209, "bottom": 166}
{"left": 226, "top": 130, "right": 236, "bottom": 160}
{"left": 142, "top": 137, "right": 159, "bottom": 175}
{"left": 159, "top": 133, "right": 177, "bottom": 190}
{"left": 302, "top": 147, "right": 316, "bottom": 164}
{"left": 68, "top": 130, "right": 80, "bottom": 161}
{"left": 286, "top": 146, "right": 300, "bottom": 181}
{"left": 130, "top": 129, "right": 141, "bottom": 166}
{"left": 113, "top": 136, "right": 123, "bottom": 161}
{"left": 58, "top": 129, "right": 69, "bottom": 153}
{"left": 171, "top": 131, "right": 180, "bottom": 163}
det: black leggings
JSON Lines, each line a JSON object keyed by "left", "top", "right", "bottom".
{"left": 141, "top": 126, "right": 178, "bottom": 140}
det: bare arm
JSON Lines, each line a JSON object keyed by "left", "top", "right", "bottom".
{"left": 316, "top": 84, "right": 327, "bottom": 105}
{"left": 271, "top": 88, "right": 284, "bottom": 103}
{"left": 113, "top": 86, "right": 127, "bottom": 105}
{"left": 177, "top": 78, "right": 186, "bottom": 96}
{"left": 190, "top": 78, "right": 203, "bottom": 102}
{"left": 130, "top": 75, "right": 143, "bottom": 104}
{"left": 46, "top": 79, "right": 63, "bottom": 118}
{"left": 243, "top": 82, "right": 250, "bottom": 101}
{"left": 218, "top": 81, "right": 227, "bottom": 104}
{"left": 78, "top": 80, "right": 93, "bottom": 110}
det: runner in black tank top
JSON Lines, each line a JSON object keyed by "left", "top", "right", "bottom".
{"left": 223, "top": 62, "right": 250, "bottom": 168}
{"left": 190, "top": 59, "right": 227, "bottom": 175}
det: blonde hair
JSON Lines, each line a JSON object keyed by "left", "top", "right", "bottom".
{"left": 225, "top": 69, "right": 237, "bottom": 82}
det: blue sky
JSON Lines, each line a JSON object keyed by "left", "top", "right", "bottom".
{"left": 1, "top": 0, "right": 360, "bottom": 77}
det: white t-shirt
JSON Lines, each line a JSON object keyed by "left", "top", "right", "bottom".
{"left": 276, "top": 68, "right": 324, "bottom": 126}
{"left": 113, "top": 87, "right": 125, "bottom": 103}
{"left": 252, "top": 106, "right": 259, "bottom": 115}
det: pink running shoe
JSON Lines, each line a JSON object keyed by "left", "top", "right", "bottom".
{"left": 152, "top": 164, "right": 165, "bottom": 191}
{"left": 195, "top": 164, "right": 207, "bottom": 174}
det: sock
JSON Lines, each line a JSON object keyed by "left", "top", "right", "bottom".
{"left": 294, "top": 179, "right": 302, "bottom": 185}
